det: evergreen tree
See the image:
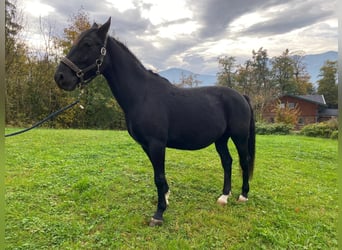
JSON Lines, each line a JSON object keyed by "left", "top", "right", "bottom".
{"left": 5, "top": 0, "right": 29, "bottom": 126}
{"left": 317, "top": 60, "right": 337, "bottom": 108}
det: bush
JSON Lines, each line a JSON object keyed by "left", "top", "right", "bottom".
{"left": 300, "top": 119, "right": 338, "bottom": 139}
{"left": 330, "top": 130, "right": 338, "bottom": 140}
{"left": 256, "top": 122, "right": 293, "bottom": 135}
{"left": 326, "top": 118, "right": 338, "bottom": 130}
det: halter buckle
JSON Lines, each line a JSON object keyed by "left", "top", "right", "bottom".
{"left": 76, "top": 70, "right": 84, "bottom": 78}
{"left": 101, "top": 47, "right": 107, "bottom": 56}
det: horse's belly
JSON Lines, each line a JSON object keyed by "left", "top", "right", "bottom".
{"left": 166, "top": 123, "right": 225, "bottom": 150}
{"left": 166, "top": 139, "right": 212, "bottom": 150}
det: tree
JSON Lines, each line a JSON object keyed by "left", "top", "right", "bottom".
{"left": 270, "top": 49, "right": 313, "bottom": 96}
{"left": 250, "top": 48, "right": 275, "bottom": 121}
{"left": 57, "top": 7, "right": 92, "bottom": 54}
{"left": 219, "top": 48, "right": 275, "bottom": 120}
{"left": 234, "top": 60, "right": 254, "bottom": 96}
{"left": 290, "top": 51, "right": 314, "bottom": 95}
{"left": 176, "top": 72, "right": 201, "bottom": 88}
{"left": 5, "top": 0, "right": 30, "bottom": 126}
{"left": 217, "top": 56, "right": 236, "bottom": 87}
{"left": 271, "top": 49, "right": 296, "bottom": 95}
{"left": 273, "top": 100, "right": 301, "bottom": 125}
{"left": 5, "top": 0, "right": 22, "bottom": 59}
{"left": 317, "top": 60, "right": 338, "bottom": 108}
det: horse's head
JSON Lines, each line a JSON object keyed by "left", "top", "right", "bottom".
{"left": 54, "top": 17, "right": 111, "bottom": 91}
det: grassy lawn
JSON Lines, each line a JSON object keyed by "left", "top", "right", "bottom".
{"left": 5, "top": 129, "right": 338, "bottom": 249}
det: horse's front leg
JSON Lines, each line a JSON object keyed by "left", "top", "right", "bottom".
{"left": 143, "top": 141, "right": 169, "bottom": 226}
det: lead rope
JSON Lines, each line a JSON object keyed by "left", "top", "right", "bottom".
{"left": 5, "top": 90, "right": 84, "bottom": 138}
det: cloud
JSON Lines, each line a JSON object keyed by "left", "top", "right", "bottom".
{"left": 21, "top": 0, "right": 338, "bottom": 74}
{"left": 242, "top": 1, "right": 335, "bottom": 36}
{"left": 190, "top": 0, "right": 286, "bottom": 38}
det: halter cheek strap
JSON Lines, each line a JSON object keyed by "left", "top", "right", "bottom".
{"left": 61, "top": 36, "right": 108, "bottom": 87}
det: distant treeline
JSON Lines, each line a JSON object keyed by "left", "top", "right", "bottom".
{"left": 5, "top": 2, "right": 337, "bottom": 130}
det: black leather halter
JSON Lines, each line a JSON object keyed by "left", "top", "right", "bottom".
{"left": 60, "top": 36, "right": 108, "bottom": 87}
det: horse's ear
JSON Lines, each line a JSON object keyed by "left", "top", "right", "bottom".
{"left": 92, "top": 22, "right": 99, "bottom": 28}
{"left": 98, "top": 17, "right": 111, "bottom": 40}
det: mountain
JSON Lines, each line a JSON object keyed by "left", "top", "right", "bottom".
{"left": 302, "top": 51, "right": 337, "bottom": 84}
{"left": 158, "top": 51, "right": 337, "bottom": 87}
{"left": 159, "top": 68, "right": 217, "bottom": 87}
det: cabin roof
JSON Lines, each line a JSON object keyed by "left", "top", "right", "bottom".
{"left": 283, "top": 94, "right": 327, "bottom": 107}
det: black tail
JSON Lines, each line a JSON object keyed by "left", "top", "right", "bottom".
{"left": 243, "top": 95, "right": 255, "bottom": 180}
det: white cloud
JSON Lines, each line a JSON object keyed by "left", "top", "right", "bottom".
{"left": 229, "top": 12, "right": 271, "bottom": 33}
{"left": 105, "top": 0, "right": 135, "bottom": 12}
{"left": 23, "top": 0, "right": 55, "bottom": 17}
{"left": 139, "top": 0, "right": 193, "bottom": 25}
{"left": 156, "top": 21, "right": 200, "bottom": 39}
{"left": 19, "top": 0, "right": 337, "bottom": 74}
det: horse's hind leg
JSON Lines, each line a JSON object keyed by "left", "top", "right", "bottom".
{"left": 215, "top": 137, "right": 233, "bottom": 205}
{"left": 232, "top": 136, "right": 250, "bottom": 202}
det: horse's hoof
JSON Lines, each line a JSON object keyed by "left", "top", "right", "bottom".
{"left": 149, "top": 217, "right": 163, "bottom": 227}
{"left": 237, "top": 195, "right": 248, "bottom": 202}
{"left": 217, "top": 192, "right": 232, "bottom": 206}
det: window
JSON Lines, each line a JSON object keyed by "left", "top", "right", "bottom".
{"left": 298, "top": 117, "right": 304, "bottom": 125}
{"left": 288, "top": 103, "right": 296, "bottom": 109}
{"left": 279, "top": 103, "right": 285, "bottom": 109}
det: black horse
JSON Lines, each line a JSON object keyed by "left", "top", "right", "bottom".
{"left": 54, "top": 17, "right": 255, "bottom": 226}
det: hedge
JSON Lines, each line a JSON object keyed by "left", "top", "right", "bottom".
{"left": 299, "top": 119, "right": 338, "bottom": 139}
{"left": 255, "top": 122, "right": 293, "bottom": 135}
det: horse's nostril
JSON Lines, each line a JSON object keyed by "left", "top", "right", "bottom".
{"left": 54, "top": 72, "right": 64, "bottom": 83}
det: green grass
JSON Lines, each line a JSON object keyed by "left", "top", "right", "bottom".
{"left": 5, "top": 129, "right": 338, "bottom": 249}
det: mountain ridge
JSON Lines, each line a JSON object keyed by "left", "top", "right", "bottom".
{"left": 158, "top": 51, "right": 337, "bottom": 87}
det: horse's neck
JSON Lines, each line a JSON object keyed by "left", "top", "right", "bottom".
{"left": 103, "top": 38, "right": 149, "bottom": 113}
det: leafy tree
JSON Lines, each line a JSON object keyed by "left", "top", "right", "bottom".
{"left": 317, "top": 60, "right": 337, "bottom": 108}
{"left": 176, "top": 72, "right": 201, "bottom": 88}
{"left": 291, "top": 52, "right": 314, "bottom": 95}
{"left": 271, "top": 49, "right": 296, "bottom": 95}
{"left": 58, "top": 7, "right": 92, "bottom": 54}
{"left": 5, "top": 4, "right": 126, "bottom": 130}
{"left": 5, "top": 0, "right": 71, "bottom": 128}
{"left": 270, "top": 49, "right": 313, "bottom": 96}
{"left": 218, "top": 48, "right": 315, "bottom": 121}
{"left": 234, "top": 60, "right": 254, "bottom": 96}
{"left": 250, "top": 48, "right": 276, "bottom": 121}
{"left": 273, "top": 100, "right": 301, "bottom": 125}
{"left": 217, "top": 56, "right": 236, "bottom": 87}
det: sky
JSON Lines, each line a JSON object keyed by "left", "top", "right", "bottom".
{"left": 20, "top": 0, "right": 338, "bottom": 75}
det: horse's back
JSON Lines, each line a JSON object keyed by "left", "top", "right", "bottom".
{"left": 166, "top": 86, "right": 250, "bottom": 124}
{"left": 163, "top": 86, "right": 251, "bottom": 149}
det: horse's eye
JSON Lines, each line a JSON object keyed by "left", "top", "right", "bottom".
{"left": 83, "top": 41, "right": 91, "bottom": 47}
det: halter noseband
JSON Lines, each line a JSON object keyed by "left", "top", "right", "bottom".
{"left": 60, "top": 36, "right": 108, "bottom": 88}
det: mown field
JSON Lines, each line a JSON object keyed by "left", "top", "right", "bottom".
{"left": 5, "top": 129, "right": 338, "bottom": 249}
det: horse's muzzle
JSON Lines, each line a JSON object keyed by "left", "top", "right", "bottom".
{"left": 54, "top": 71, "right": 78, "bottom": 91}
